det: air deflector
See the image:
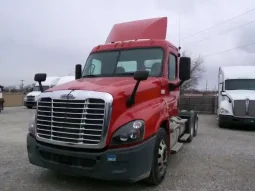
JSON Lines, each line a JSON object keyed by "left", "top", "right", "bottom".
{"left": 105, "top": 17, "right": 167, "bottom": 44}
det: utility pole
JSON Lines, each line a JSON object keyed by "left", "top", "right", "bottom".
{"left": 205, "top": 80, "right": 208, "bottom": 91}
{"left": 20, "top": 80, "right": 24, "bottom": 91}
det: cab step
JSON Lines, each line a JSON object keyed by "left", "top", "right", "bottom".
{"left": 170, "top": 142, "right": 183, "bottom": 154}
{"left": 179, "top": 133, "right": 190, "bottom": 142}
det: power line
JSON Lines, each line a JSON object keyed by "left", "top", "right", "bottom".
{"left": 181, "top": 8, "right": 255, "bottom": 41}
{"left": 202, "top": 41, "right": 255, "bottom": 58}
{"left": 185, "top": 19, "right": 255, "bottom": 46}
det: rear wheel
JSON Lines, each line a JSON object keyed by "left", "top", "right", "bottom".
{"left": 146, "top": 128, "right": 169, "bottom": 185}
{"left": 218, "top": 116, "right": 226, "bottom": 128}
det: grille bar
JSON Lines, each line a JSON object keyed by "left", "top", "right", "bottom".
{"left": 36, "top": 97, "right": 106, "bottom": 145}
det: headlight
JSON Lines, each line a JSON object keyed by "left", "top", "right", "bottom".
{"left": 220, "top": 108, "right": 229, "bottom": 114}
{"left": 110, "top": 120, "right": 145, "bottom": 145}
{"left": 28, "top": 115, "right": 36, "bottom": 135}
{"left": 24, "top": 97, "right": 27, "bottom": 101}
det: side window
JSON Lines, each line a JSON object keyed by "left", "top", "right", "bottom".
{"left": 168, "top": 54, "right": 177, "bottom": 80}
{"left": 117, "top": 61, "right": 137, "bottom": 72}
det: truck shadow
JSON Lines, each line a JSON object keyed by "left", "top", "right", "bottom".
{"left": 38, "top": 170, "right": 150, "bottom": 190}
{"left": 221, "top": 124, "right": 255, "bottom": 132}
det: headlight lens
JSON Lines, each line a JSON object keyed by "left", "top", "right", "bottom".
{"left": 28, "top": 115, "right": 36, "bottom": 135}
{"left": 220, "top": 108, "right": 229, "bottom": 114}
{"left": 24, "top": 97, "right": 27, "bottom": 101}
{"left": 110, "top": 120, "right": 145, "bottom": 145}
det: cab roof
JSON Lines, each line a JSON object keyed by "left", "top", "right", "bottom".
{"left": 220, "top": 65, "right": 255, "bottom": 80}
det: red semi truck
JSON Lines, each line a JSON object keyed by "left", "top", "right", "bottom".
{"left": 27, "top": 17, "right": 198, "bottom": 185}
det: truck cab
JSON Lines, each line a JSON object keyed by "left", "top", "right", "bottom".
{"left": 26, "top": 17, "right": 198, "bottom": 185}
{"left": 24, "top": 76, "right": 60, "bottom": 108}
{"left": 218, "top": 66, "right": 255, "bottom": 127}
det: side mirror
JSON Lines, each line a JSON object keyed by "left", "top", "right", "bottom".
{"left": 34, "top": 73, "right": 46, "bottom": 82}
{"left": 34, "top": 73, "right": 46, "bottom": 92}
{"left": 179, "top": 57, "right": 191, "bottom": 81}
{"left": 221, "top": 91, "right": 231, "bottom": 103}
{"left": 134, "top": 71, "right": 149, "bottom": 81}
{"left": 75, "top": 64, "right": 82, "bottom": 79}
{"left": 126, "top": 71, "right": 149, "bottom": 107}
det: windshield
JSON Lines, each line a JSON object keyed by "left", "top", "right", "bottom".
{"left": 225, "top": 79, "right": 255, "bottom": 90}
{"left": 33, "top": 86, "right": 50, "bottom": 91}
{"left": 82, "top": 48, "right": 164, "bottom": 77}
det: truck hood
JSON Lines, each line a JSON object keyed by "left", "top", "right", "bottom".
{"left": 47, "top": 77, "right": 161, "bottom": 97}
{"left": 26, "top": 91, "right": 41, "bottom": 97}
{"left": 226, "top": 90, "right": 255, "bottom": 100}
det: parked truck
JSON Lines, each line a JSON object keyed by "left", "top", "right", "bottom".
{"left": 26, "top": 17, "right": 199, "bottom": 185}
{"left": 24, "top": 76, "right": 75, "bottom": 109}
{"left": 24, "top": 76, "right": 60, "bottom": 109}
{"left": 217, "top": 65, "right": 255, "bottom": 127}
{"left": 0, "top": 85, "right": 4, "bottom": 113}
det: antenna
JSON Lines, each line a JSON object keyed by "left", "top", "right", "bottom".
{"left": 178, "top": 2, "right": 181, "bottom": 55}
{"left": 178, "top": 10, "right": 181, "bottom": 48}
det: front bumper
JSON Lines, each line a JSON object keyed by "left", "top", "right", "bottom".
{"left": 219, "top": 114, "right": 255, "bottom": 125}
{"left": 27, "top": 134, "right": 156, "bottom": 182}
{"left": 24, "top": 101, "right": 36, "bottom": 107}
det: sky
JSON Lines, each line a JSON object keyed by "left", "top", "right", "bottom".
{"left": 0, "top": 0, "right": 255, "bottom": 90}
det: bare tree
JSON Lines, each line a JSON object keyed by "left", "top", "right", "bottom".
{"left": 180, "top": 52, "right": 205, "bottom": 94}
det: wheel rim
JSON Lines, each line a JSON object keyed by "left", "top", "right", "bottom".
{"left": 158, "top": 140, "right": 168, "bottom": 175}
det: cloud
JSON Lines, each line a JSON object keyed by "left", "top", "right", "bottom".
{"left": 0, "top": 0, "right": 255, "bottom": 89}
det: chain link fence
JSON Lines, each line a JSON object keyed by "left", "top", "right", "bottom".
{"left": 180, "top": 96, "right": 218, "bottom": 114}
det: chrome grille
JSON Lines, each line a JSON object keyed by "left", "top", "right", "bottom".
{"left": 248, "top": 100, "right": 255, "bottom": 117}
{"left": 26, "top": 96, "right": 35, "bottom": 102}
{"left": 234, "top": 100, "right": 255, "bottom": 117}
{"left": 36, "top": 97, "right": 106, "bottom": 145}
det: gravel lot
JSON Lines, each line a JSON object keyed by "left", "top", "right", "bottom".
{"left": 1, "top": 107, "right": 255, "bottom": 191}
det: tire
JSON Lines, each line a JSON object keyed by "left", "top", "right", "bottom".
{"left": 146, "top": 128, "right": 169, "bottom": 185}
{"left": 27, "top": 106, "right": 33, "bottom": 109}
{"left": 187, "top": 111, "right": 196, "bottom": 143}
{"left": 193, "top": 115, "right": 198, "bottom": 137}
{"left": 218, "top": 116, "right": 226, "bottom": 128}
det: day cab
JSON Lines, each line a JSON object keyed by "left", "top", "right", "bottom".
{"left": 217, "top": 65, "right": 255, "bottom": 127}
{"left": 26, "top": 17, "right": 198, "bottom": 185}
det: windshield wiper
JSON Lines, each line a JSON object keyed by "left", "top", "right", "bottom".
{"left": 115, "top": 72, "right": 135, "bottom": 76}
{"left": 82, "top": 74, "right": 98, "bottom": 78}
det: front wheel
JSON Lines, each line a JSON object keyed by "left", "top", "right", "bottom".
{"left": 27, "top": 106, "right": 33, "bottom": 109}
{"left": 146, "top": 128, "right": 169, "bottom": 185}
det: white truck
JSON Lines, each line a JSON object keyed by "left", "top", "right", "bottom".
{"left": 24, "top": 76, "right": 75, "bottom": 109}
{"left": 217, "top": 65, "right": 255, "bottom": 127}
{"left": 55, "top": 76, "right": 75, "bottom": 86}
{"left": 24, "top": 76, "right": 60, "bottom": 108}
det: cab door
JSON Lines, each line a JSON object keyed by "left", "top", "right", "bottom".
{"left": 166, "top": 51, "right": 179, "bottom": 116}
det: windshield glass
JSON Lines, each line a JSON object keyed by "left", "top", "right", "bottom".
{"left": 33, "top": 86, "right": 50, "bottom": 91}
{"left": 82, "top": 48, "right": 164, "bottom": 77}
{"left": 225, "top": 79, "right": 255, "bottom": 90}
